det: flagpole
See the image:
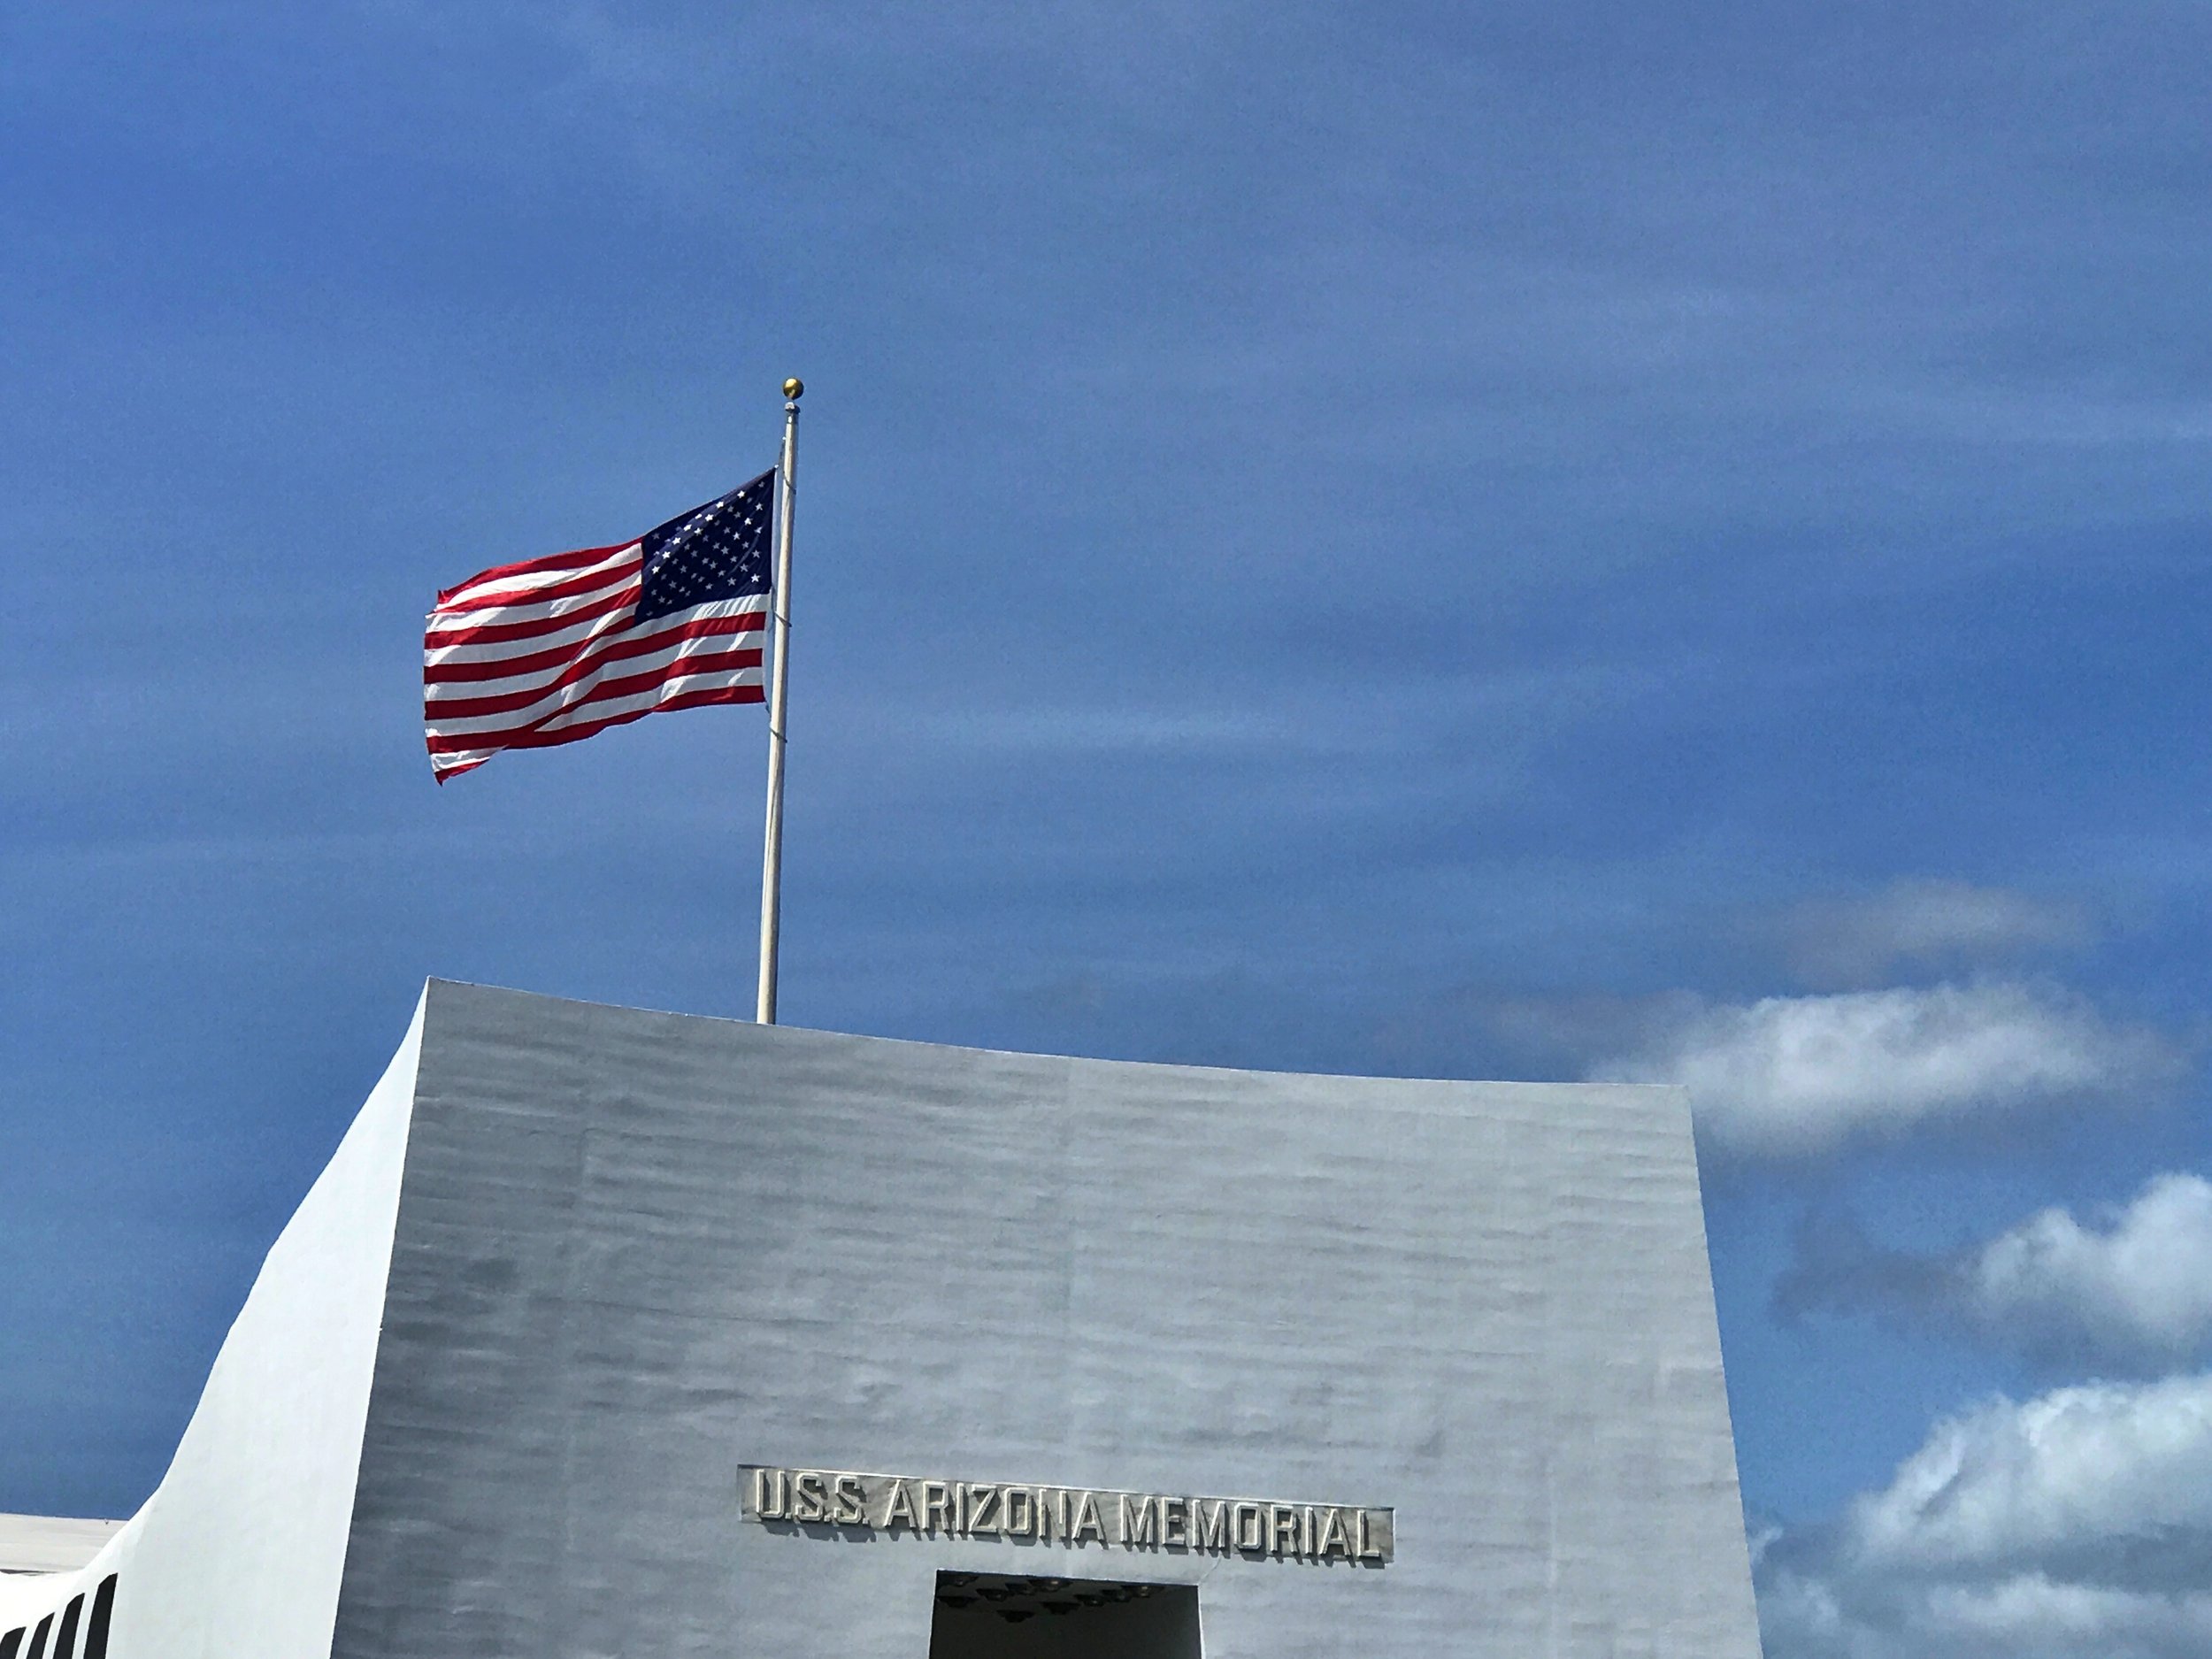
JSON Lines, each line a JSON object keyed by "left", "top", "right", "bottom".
{"left": 756, "top": 377, "right": 802, "bottom": 1023}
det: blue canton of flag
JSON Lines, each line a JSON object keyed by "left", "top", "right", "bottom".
{"left": 637, "top": 472, "right": 775, "bottom": 621}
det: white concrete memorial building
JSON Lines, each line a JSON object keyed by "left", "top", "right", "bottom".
{"left": 0, "top": 979, "right": 1761, "bottom": 1657}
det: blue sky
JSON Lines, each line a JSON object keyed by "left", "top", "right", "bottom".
{"left": 5, "top": 4, "right": 2211, "bottom": 1652}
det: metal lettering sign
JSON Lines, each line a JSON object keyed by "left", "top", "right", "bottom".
{"left": 741, "top": 1465, "right": 1393, "bottom": 1563}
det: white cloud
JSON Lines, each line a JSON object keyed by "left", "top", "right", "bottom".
{"left": 1962, "top": 1176, "right": 2212, "bottom": 1367}
{"left": 1778, "top": 879, "right": 2091, "bottom": 987}
{"left": 1761, "top": 1371, "right": 2212, "bottom": 1659}
{"left": 1782, "top": 1174, "right": 2212, "bottom": 1370}
{"left": 1760, "top": 1562, "right": 2212, "bottom": 1659}
{"left": 1590, "top": 982, "right": 2170, "bottom": 1157}
{"left": 1851, "top": 1373, "right": 2212, "bottom": 1572}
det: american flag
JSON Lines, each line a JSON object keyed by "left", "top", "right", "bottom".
{"left": 425, "top": 471, "right": 777, "bottom": 781}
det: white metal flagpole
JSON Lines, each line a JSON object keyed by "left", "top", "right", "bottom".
{"left": 755, "top": 377, "right": 803, "bottom": 1023}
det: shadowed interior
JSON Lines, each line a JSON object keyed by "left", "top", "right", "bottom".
{"left": 926, "top": 1573, "right": 1200, "bottom": 1659}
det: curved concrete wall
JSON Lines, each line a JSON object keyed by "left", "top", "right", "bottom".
{"left": 7, "top": 980, "right": 1761, "bottom": 1658}
{"left": 342, "top": 982, "right": 1757, "bottom": 1658}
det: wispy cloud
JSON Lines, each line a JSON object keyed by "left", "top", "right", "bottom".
{"left": 1759, "top": 1371, "right": 2212, "bottom": 1658}
{"left": 1590, "top": 983, "right": 2175, "bottom": 1157}
{"left": 1774, "top": 880, "right": 2093, "bottom": 988}
{"left": 1781, "top": 1173, "right": 2212, "bottom": 1372}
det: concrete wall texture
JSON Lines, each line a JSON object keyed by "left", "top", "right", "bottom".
{"left": 2, "top": 979, "right": 1763, "bottom": 1658}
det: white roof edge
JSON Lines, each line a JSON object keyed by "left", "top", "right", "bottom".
{"left": 0, "top": 1514, "right": 126, "bottom": 1575}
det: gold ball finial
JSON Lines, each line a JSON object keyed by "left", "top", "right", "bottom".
{"left": 782, "top": 377, "right": 804, "bottom": 400}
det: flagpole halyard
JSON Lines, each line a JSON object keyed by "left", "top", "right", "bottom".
{"left": 755, "top": 378, "right": 803, "bottom": 1023}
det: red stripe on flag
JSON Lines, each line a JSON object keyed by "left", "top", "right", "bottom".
{"left": 424, "top": 643, "right": 768, "bottom": 752}
{"left": 430, "top": 684, "right": 766, "bottom": 780}
{"left": 425, "top": 608, "right": 768, "bottom": 687}
{"left": 433, "top": 541, "right": 634, "bottom": 607}
{"left": 431, "top": 555, "right": 641, "bottom": 616}
{"left": 425, "top": 626, "right": 765, "bottom": 722}
{"left": 423, "top": 582, "right": 643, "bottom": 650}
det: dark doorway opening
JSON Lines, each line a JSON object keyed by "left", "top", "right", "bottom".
{"left": 926, "top": 1571, "right": 1201, "bottom": 1659}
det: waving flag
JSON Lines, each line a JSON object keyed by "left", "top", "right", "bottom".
{"left": 424, "top": 471, "right": 776, "bottom": 781}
